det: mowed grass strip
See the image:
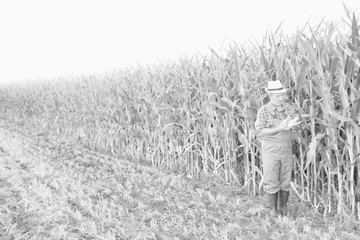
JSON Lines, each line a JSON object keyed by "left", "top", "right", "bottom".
{"left": 0, "top": 121, "right": 359, "bottom": 239}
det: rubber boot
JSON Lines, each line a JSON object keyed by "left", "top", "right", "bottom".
{"left": 267, "top": 193, "right": 278, "bottom": 216}
{"left": 278, "top": 190, "right": 289, "bottom": 216}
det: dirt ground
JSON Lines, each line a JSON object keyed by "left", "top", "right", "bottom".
{"left": 0, "top": 119, "right": 359, "bottom": 239}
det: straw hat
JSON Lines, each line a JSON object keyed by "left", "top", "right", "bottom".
{"left": 265, "top": 80, "right": 288, "bottom": 94}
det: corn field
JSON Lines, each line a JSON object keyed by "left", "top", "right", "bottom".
{"left": 0, "top": 10, "right": 359, "bottom": 220}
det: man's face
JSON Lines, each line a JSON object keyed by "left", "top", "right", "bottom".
{"left": 269, "top": 92, "right": 288, "bottom": 105}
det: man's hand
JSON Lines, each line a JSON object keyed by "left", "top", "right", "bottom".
{"left": 278, "top": 116, "right": 302, "bottom": 132}
{"left": 288, "top": 116, "right": 302, "bottom": 129}
{"left": 278, "top": 116, "right": 292, "bottom": 131}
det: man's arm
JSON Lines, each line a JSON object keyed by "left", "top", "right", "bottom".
{"left": 258, "top": 116, "right": 293, "bottom": 137}
{"left": 257, "top": 125, "right": 290, "bottom": 137}
{"left": 255, "top": 106, "right": 292, "bottom": 138}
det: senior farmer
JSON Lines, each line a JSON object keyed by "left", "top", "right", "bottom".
{"left": 255, "top": 80, "right": 301, "bottom": 216}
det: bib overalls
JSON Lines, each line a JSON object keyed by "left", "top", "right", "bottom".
{"left": 261, "top": 119, "right": 293, "bottom": 194}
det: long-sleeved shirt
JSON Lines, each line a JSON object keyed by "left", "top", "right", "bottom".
{"left": 255, "top": 102, "right": 296, "bottom": 137}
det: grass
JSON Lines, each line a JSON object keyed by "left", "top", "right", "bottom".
{"left": 1, "top": 120, "right": 360, "bottom": 239}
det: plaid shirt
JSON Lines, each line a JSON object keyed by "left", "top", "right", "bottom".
{"left": 254, "top": 102, "right": 296, "bottom": 135}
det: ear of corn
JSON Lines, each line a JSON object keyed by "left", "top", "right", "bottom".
{"left": 0, "top": 11, "right": 359, "bottom": 219}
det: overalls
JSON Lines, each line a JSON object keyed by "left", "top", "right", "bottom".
{"left": 261, "top": 119, "right": 293, "bottom": 194}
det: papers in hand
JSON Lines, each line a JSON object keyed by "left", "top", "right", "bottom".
{"left": 288, "top": 117, "right": 302, "bottom": 128}
{"left": 280, "top": 116, "right": 302, "bottom": 129}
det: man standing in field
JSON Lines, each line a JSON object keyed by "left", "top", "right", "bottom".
{"left": 255, "top": 80, "right": 301, "bottom": 216}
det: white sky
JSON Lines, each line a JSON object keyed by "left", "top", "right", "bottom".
{"left": 0, "top": 0, "right": 359, "bottom": 85}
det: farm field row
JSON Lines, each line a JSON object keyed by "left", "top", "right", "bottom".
{"left": 0, "top": 119, "right": 358, "bottom": 239}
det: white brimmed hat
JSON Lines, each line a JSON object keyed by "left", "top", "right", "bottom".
{"left": 265, "top": 80, "right": 288, "bottom": 93}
